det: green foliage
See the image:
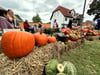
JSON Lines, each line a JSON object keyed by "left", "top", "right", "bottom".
{"left": 32, "top": 14, "right": 42, "bottom": 23}
{"left": 45, "top": 59, "right": 59, "bottom": 75}
{"left": 87, "top": 0, "right": 100, "bottom": 20}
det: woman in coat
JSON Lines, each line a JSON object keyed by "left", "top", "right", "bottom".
{"left": 0, "top": 9, "right": 14, "bottom": 30}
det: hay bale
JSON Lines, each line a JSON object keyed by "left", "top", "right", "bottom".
{"left": 0, "top": 42, "right": 2, "bottom": 54}
{"left": 0, "top": 42, "right": 63, "bottom": 75}
{"left": 85, "top": 36, "right": 100, "bottom": 41}
{"left": 0, "top": 39, "right": 2, "bottom": 54}
{"left": 0, "top": 39, "right": 83, "bottom": 75}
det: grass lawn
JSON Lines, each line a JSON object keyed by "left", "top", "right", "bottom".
{"left": 60, "top": 40, "right": 100, "bottom": 75}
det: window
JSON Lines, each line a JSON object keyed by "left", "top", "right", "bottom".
{"left": 68, "top": 11, "right": 71, "bottom": 14}
{"left": 65, "top": 17, "right": 67, "bottom": 21}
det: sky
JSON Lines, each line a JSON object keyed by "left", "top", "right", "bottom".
{"left": 0, "top": 0, "right": 94, "bottom": 23}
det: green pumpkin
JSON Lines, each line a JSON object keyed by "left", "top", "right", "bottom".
{"left": 45, "top": 59, "right": 59, "bottom": 75}
{"left": 56, "top": 73, "right": 66, "bottom": 75}
{"left": 63, "top": 61, "right": 77, "bottom": 75}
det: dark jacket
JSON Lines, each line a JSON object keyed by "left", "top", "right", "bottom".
{"left": 24, "top": 22, "right": 30, "bottom": 31}
{"left": 67, "top": 20, "right": 72, "bottom": 29}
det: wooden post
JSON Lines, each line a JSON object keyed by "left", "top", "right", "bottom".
{"left": 80, "top": 0, "right": 87, "bottom": 43}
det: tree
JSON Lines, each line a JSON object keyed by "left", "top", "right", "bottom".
{"left": 47, "top": 22, "right": 51, "bottom": 24}
{"left": 87, "top": 0, "right": 100, "bottom": 21}
{"left": 32, "top": 14, "right": 42, "bottom": 23}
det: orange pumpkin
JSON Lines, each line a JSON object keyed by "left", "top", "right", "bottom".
{"left": 1, "top": 31, "right": 35, "bottom": 58}
{"left": 48, "top": 36, "right": 56, "bottom": 43}
{"left": 34, "top": 32, "right": 48, "bottom": 46}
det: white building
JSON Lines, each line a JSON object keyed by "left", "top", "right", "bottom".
{"left": 50, "top": 6, "right": 81, "bottom": 28}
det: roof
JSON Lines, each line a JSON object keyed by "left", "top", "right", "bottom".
{"left": 82, "top": 20, "right": 96, "bottom": 26}
{"left": 0, "top": 7, "right": 4, "bottom": 10}
{"left": 15, "top": 14, "right": 23, "bottom": 22}
{"left": 50, "top": 6, "right": 73, "bottom": 20}
{"left": 28, "top": 23, "right": 51, "bottom": 28}
{"left": 19, "top": 22, "right": 51, "bottom": 29}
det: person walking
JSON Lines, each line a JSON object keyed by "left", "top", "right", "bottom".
{"left": 23, "top": 20, "right": 30, "bottom": 32}
{"left": 67, "top": 19, "right": 73, "bottom": 29}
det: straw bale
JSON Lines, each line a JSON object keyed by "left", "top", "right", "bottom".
{"left": 0, "top": 39, "right": 83, "bottom": 75}
{"left": 85, "top": 36, "right": 100, "bottom": 41}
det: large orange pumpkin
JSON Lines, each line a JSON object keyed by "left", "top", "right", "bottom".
{"left": 48, "top": 36, "right": 56, "bottom": 43}
{"left": 34, "top": 32, "right": 48, "bottom": 46}
{"left": 1, "top": 31, "right": 35, "bottom": 58}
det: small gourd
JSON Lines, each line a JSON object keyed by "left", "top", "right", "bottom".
{"left": 48, "top": 36, "right": 56, "bottom": 43}
{"left": 34, "top": 32, "right": 48, "bottom": 46}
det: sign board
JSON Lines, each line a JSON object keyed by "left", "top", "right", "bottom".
{"left": 3, "top": 29, "right": 20, "bottom": 33}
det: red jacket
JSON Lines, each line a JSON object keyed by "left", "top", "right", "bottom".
{"left": 24, "top": 23, "right": 29, "bottom": 31}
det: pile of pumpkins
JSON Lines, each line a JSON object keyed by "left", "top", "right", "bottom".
{"left": 81, "top": 28, "right": 100, "bottom": 36}
{"left": 1, "top": 31, "right": 56, "bottom": 58}
{"left": 87, "top": 30, "right": 99, "bottom": 36}
{"left": 61, "top": 28, "right": 82, "bottom": 41}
